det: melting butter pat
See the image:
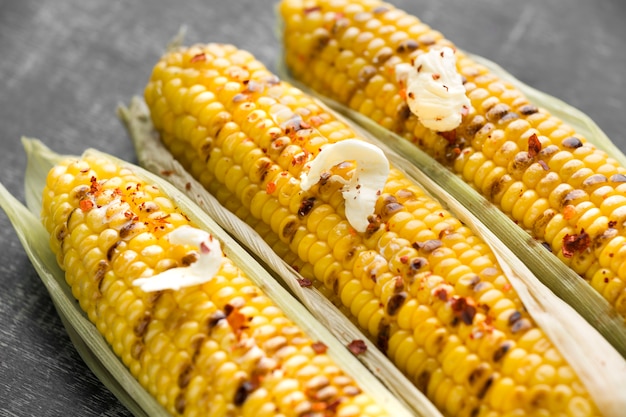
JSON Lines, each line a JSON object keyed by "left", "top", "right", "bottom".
{"left": 300, "top": 139, "right": 389, "bottom": 233}
{"left": 133, "top": 225, "right": 223, "bottom": 292}
{"left": 396, "top": 46, "right": 470, "bottom": 132}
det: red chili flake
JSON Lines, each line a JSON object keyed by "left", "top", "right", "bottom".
{"left": 311, "top": 341, "right": 328, "bottom": 354}
{"left": 266, "top": 181, "right": 276, "bottom": 194}
{"left": 225, "top": 306, "right": 248, "bottom": 340}
{"left": 399, "top": 88, "right": 407, "bottom": 100}
{"left": 270, "top": 138, "right": 285, "bottom": 151}
{"left": 399, "top": 255, "right": 409, "bottom": 264}
{"left": 450, "top": 296, "right": 477, "bottom": 325}
{"left": 79, "top": 199, "right": 94, "bottom": 212}
{"left": 311, "top": 402, "right": 327, "bottom": 413}
{"left": 89, "top": 176, "right": 102, "bottom": 195}
{"left": 434, "top": 287, "right": 448, "bottom": 302}
{"left": 190, "top": 52, "right": 206, "bottom": 63}
{"left": 438, "top": 130, "right": 457, "bottom": 144}
{"left": 501, "top": 282, "right": 512, "bottom": 292}
{"left": 562, "top": 229, "right": 591, "bottom": 258}
{"left": 152, "top": 214, "right": 171, "bottom": 224}
{"left": 563, "top": 204, "right": 576, "bottom": 221}
{"left": 432, "top": 73, "right": 441, "bottom": 80}
{"left": 296, "top": 277, "right": 312, "bottom": 287}
{"left": 527, "top": 133, "right": 542, "bottom": 158}
{"left": 469, "top": 330, "right": 482, "bottom": 340}
{"left": 348, "top": 228, "right": 357, "bottom": 236}
{"left": 347, "top": 339, "right": 368, "bottom": 355}
{"left": 292, "top": 153, "right": 306, "bottom": 166}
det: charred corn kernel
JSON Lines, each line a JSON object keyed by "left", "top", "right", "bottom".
{"left": 280, "top": 0, "right": 626, "bottom": 318}
{"left": 41, "top": 153, "right": 388, "bottom": 417}
{"left": 144, "top": 42, "right": 599, "bottom": 417}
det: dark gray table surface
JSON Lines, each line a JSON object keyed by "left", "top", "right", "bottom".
{"left": 1, "top": 0, "right": 624, "bottom": 415}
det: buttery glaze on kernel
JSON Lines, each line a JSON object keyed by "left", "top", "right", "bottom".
{"left": 41, "top": 154, "right": 387, "bottom": 417}
{"left": 280, "top": 0, "right": 626, "bottom": 320}
{"left": 144, "top": 40, "right": 599, "bottom": 417}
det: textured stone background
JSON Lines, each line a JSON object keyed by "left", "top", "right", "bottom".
{"left": 0, "top": 0, "right": 624, "bottom": 415}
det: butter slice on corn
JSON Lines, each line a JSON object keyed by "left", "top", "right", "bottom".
{"left": 41, "top": 152, "right": 390, "bottom": 417}
{"left": 143, "top": 42, "right": 600, "bottom": 417}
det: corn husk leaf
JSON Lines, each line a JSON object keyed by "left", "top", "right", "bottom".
{"left": 119, "top": 97, "right": 441, "bottom": 417}
{"left": 277, "top": 53, "right": 626, "bottom": 357}
{"left": 0, "top": 137, "right": 417, "bottom": 417}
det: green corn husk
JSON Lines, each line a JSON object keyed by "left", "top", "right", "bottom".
{"left": 276, "top": 53, "right": 626, "bottom": 359}
{"left": 121, "top": 84, "right": 626, "bottom": 415}
{"left": 0, "top": 138, "right": 419, "bottom": 417}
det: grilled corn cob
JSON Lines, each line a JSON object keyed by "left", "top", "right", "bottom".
{"left": 41, "top": 152, "right": 390, "bottom": 417}
{"left": 144, "top": 42, "right": 600, "bottom": 417}
{"left": 279, "top": 0, "right": 626, "bottom": 319}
